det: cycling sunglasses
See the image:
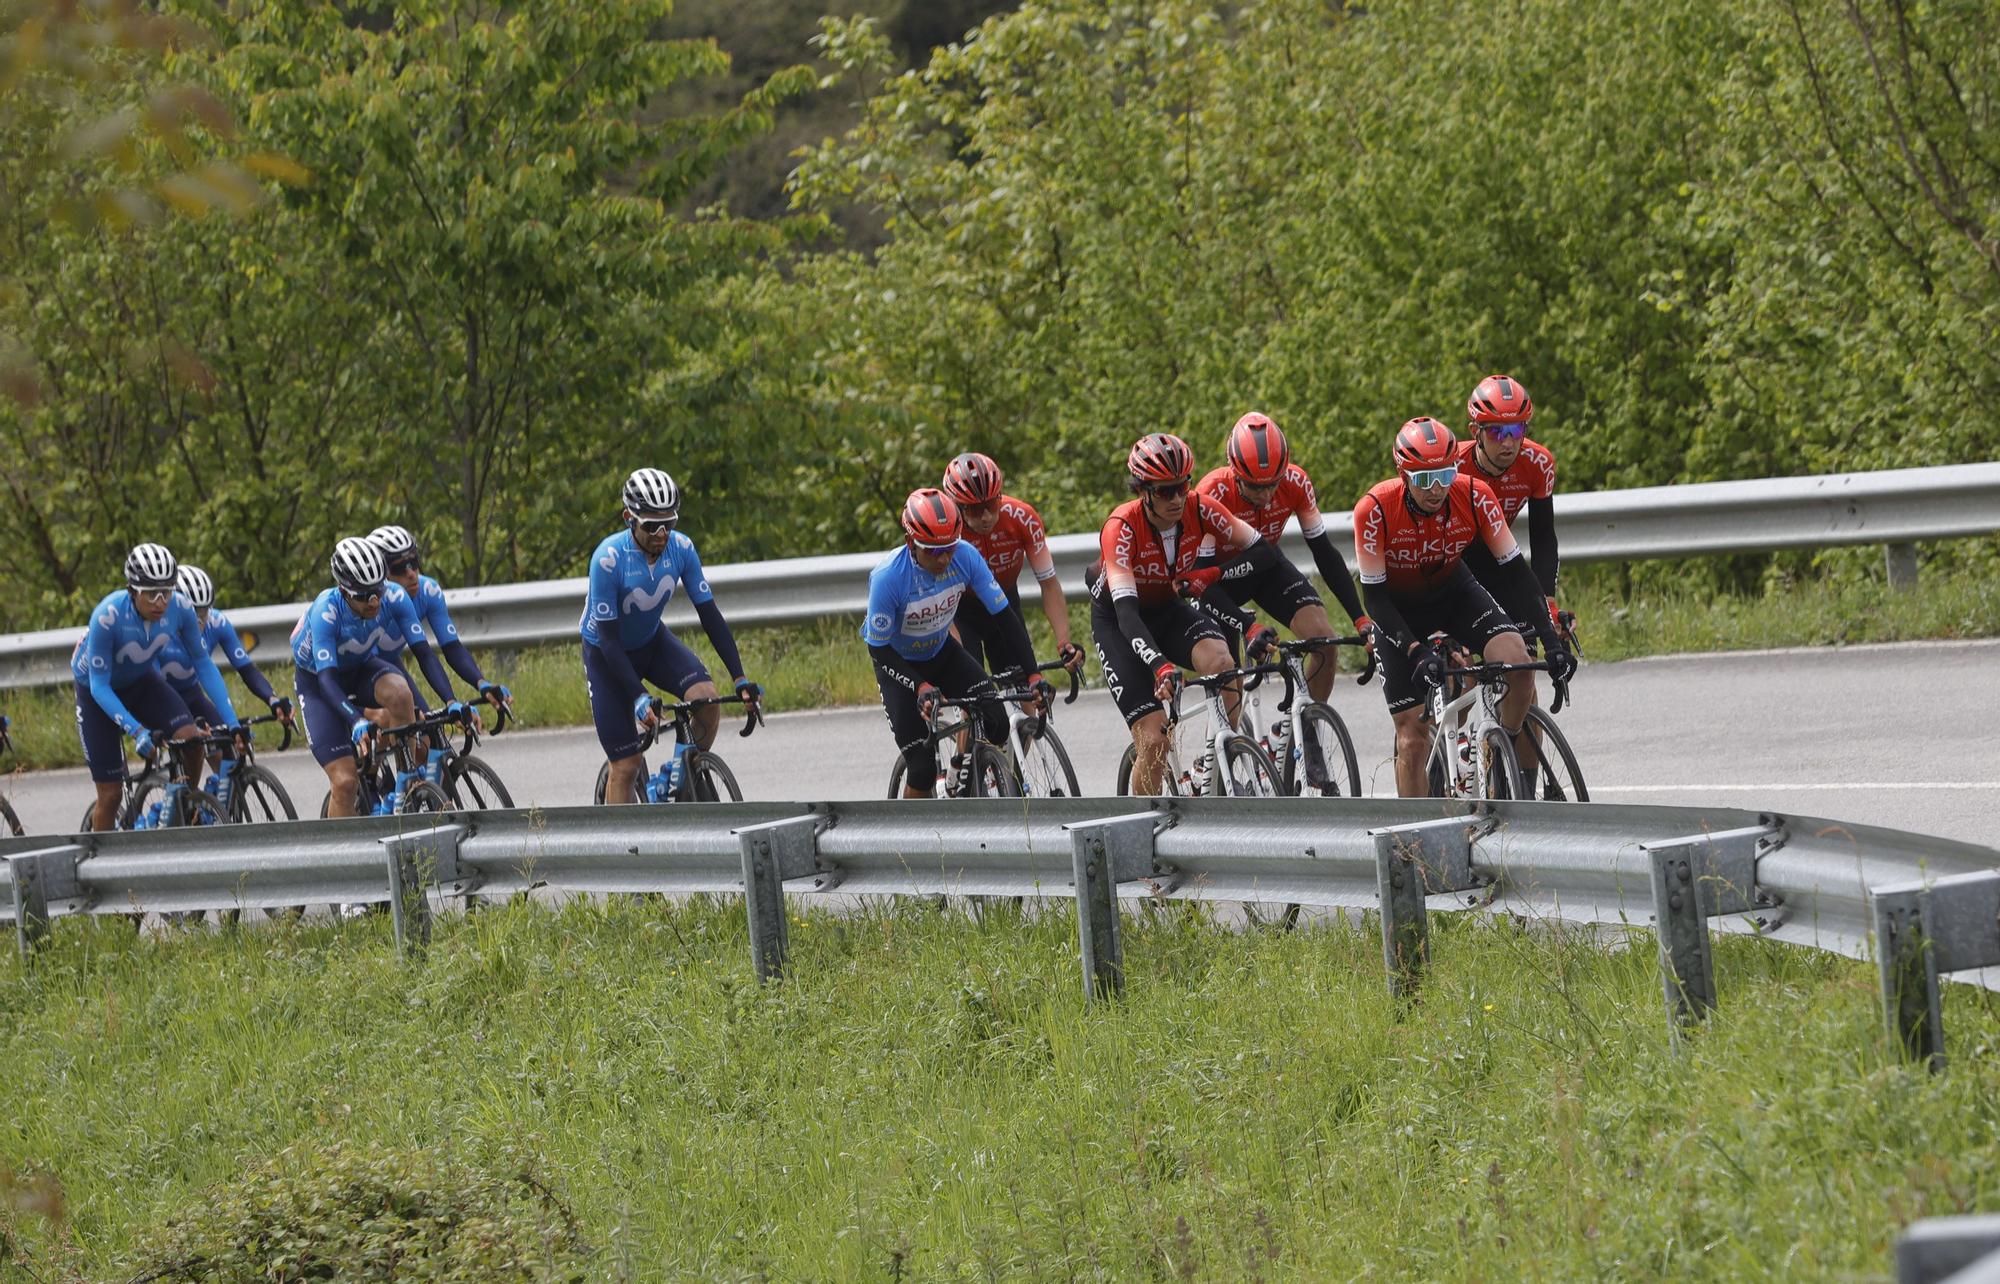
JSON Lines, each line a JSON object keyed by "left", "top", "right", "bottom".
{"left": 1145, "top": 480, "right": 1190, "bottom": 500}
{"left": 912, "top": 538, "right": 958, "bottom": 554}
{"left": 631, "top": 514, "right": 679, "bottom": 534}
{"left": 128, "top": 584, "right": 173, "bottom": 602}
{"left": 386, "top": 557, "right": 420, "bottom": 576}
{"left": 1405, "top": 465, "right": 1458, "bottom": 490}
{"left": 1480, "top": 422, "right": 1526, "bottom": 441}
{"left": 342, "top": 585, "right": 383, "bottom": 604}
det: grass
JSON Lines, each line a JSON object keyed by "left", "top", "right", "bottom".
{"left": 6, "top": 551, "right": 1998, "bottom": 773}
{"left": 2, "top": 898, "right": 1997, "bottom": 1280}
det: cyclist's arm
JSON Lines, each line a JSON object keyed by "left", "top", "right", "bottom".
{"left": 181, "top": 611, "right": 239, "bottom": 725}
{"left": 213, "top": 615, "right": 277, "bottom": 705}
{"left": 426, "top": 599, "right": 489, "bottom": 688}
{"left": 592, "top": 636, "right": 647, "bottom": 706}
{"left": 309, "top": 665, "right": 361, "bottom": 724}
{"left": 409, "top": 640, "right": 459, "bottom": 705}
{"left": 1526, "top": 494, "right": 1559, "bottom": 599}
{"left": 867, "top": 642, "right": 926, "bottom": 689}
{"left": 692, "top": 599, "right": 746, "bottom": 682}
{"left": 1099, "top": 519, "right": 1169, "bottom": 670}
{"left": 439, "top": 640, "right": 487, "bottom": 689}
{"left": 304, "top": 608, "right": 363, "bottom": 722}
{"left": 1472, "top": 481, "right": 1564, "bottom": 650}
{"left": 1303, "top": 530, "right": 1367, "bottom": 625}
{"left": 963, "top": 546, "right": 1034, "bottom": 674}
{"left": 1352, "top": 495, "right": 1417, "bottom": 653}
{"left": 1024, "top": 537, "right": 1072, "bottom": 651}
{"left": 81, "top": 624, "right": 146, "bottom": 738}
{"left": 391, "top": 594, "right": 457, "bottom": 703}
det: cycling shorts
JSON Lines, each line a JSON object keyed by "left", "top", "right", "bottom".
{"left": 74, "top": 671, "right": 195, "bottom": 784}
{"left": 1461, "top": 542, "right": 1543, "bottom": 656}
{"left": 872, "top": 636, "right": 1006, "bottom": 791}
{"left": 174, "top": 685, "right": 226, "bottom": 732}
{"left": 951, "top": 586, "right": 1026, "bottom": 675}
{"left": 583, "top": 629, "right": 713, "bottom": 761}
{"left": 1210, "top": 548, "right": 1321, "bottom": 625}
{"left": 1371, "top": 579, "right": 1522, "bottom": 715}
{"left": 295, "top": 657, "right": 411, "bottom": 768}
{"left": 1089, "top": 592, "right": 1229, "bottom": 726}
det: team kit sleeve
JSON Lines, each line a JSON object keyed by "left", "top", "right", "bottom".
{"left": 213, "top": 613, "right": 278, "bottom": 705}
{"left": 860, "top": 559, "right": 903, "bottom": 649}
{"left": 679, "top": 537, "right": 746, "bottom": 682}
{"left": 1353, "top": 494, "right": 1417, "bottom": 652}
{"left": 1020, "top": 504, "right": 1058, "bottom": 582}
{"left": 960, "top": 543, "right": 1035, "bottom": 674}
{"left": 1100, "top": 515, "right": 1170, "bottom": 670}
{"left": 1292, "top": 470, "right": 1368, "bottom": 624}
{"left": 390, "top": 593, "right": 457, "bottom": 703}
{"left": 178, "top": 605, "right": 240, "bottom": 725}
{"left": 421, "top": 588, "right": 489, "bottom": 688}
{"left": 581, "top": 540, "right": 621, "bottom": 647}
{"left": 1524, "top": 444, "right": 1559, "bottom": 598}
{"left": 81, "top": 606, "right": 147, "bottom": 736}
{"left": 1470, "top": 478, "right": 1563, "bottom": 650}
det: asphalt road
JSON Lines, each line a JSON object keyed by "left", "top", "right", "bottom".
{"left": 4, "top": 639, "right": 1995, "bottom": 847}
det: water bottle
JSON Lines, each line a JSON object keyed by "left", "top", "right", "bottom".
{"left": 1188, "top": 753, "right": 1213, "bottom": 795}
{"left": 666, "top": 744, "right": 690, "bottom": 800}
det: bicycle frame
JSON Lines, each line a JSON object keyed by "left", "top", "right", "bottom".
{"left": 354, "top": 710, "right": 470, "bottom": 814}
{"left": 1421, "top": 650, "right": 1565, "bottom": 801}
{"left": 630, "top": 694, "right": 761, "bottom": 803}
{"left": 1156, "top": 661, "right": 1292, "bottom": 796}
{"left": 1239, "top": 635, "right": 1372, "bottom": 781}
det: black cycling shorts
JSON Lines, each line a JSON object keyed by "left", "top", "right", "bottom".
{"left": 873, "top": 637, "right": 1007, "bottom": 790}
{"left": 1089, "top": 593, "right": 1229, "bottom": 725}
{"left": 1210, "top": 548, "right": 1321, "bottom": 625}
{"left": 952, "top": 586, "right": 1027, "bottom": 675}
{"left": 1461, "top": 543, "right": 1543, "bottom": 656}
{"left": 1371, "top": 578, "right": 1522, "bottom": 714}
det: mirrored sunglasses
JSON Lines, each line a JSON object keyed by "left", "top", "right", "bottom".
{"left": 1480, "top": 422, "right": 1526, "bottom": 441}
{"left": 1145, "top": 480, "right": 1190, "bottom": 500}
{"left": 633, "top": 515, "right": 678, "bottom": 534}
{"left": 1405, "top": 465, "right": 1458, "bottom": 489}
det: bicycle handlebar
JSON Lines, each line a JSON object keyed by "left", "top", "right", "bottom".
{"left": 1165, "top": 660, "right": 1296, "bottom": 728}
{"left": 633, "top": 692, "right": 764, "bottom": 754}
{"left": 992, "top": 656, "right": 1082, "bottom": 706}
{"left": 1437, "top": 655, "right": 1571, "bottom": 716}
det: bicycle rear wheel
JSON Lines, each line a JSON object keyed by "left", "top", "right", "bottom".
{"left": 686, "top": 751, "right": 743, "bottom": 802}
{"left": 114, "top": 768, "right": 172, "bottom": 830}
{"left": 1218, "top": 734, "right": 1283, "bottom": 797}
{"left": 593, "top": 757, "right": 646, "bottom": 804}
{"left": 1479, "top": 727, "right": 1525, "bottom": 801}
{"left": 1519, "top": 706, "right": 1588, "bottom": 802}
{"left": 1282, "top": 703, "right": 1362, "bottom": 797}
{"left": 232, "top": 764, "right": 298, "bottom": 823}
{"left": 1114, "top": 741, "right": 1182, "bottom": 797}
{"left": 446, "top": 754, "right": 514, "bottom": 809}
{"left": 966, "top": 742, "right": 1018, "bottom": 798}
{"left": 398, "top": 780, "right": 454, "bottom": 814}
{"left": 1014, "top": 723, "right": 1082, "bottom": 797}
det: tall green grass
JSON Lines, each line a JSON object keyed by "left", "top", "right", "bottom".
{"left": 2, "top": 899, "right": 1997, "bottom": 1280}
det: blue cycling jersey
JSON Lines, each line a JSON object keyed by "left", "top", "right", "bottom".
{"left": 71, "top": 590, "right": 236, "bottom": 735}
{"left": 290, "top": 583, "right": 429, "bottom": 674}
{"left": 860, "top": 542, "right": 1011, "bottom": 662}
{"left": 578, "top": 528, "right": 713, "bottom": 651}
{"left": 408, "top": 573, "right": 462, "bottom": 644}
{"left": 157, "top": 609, "right": 254, "bottom": 689}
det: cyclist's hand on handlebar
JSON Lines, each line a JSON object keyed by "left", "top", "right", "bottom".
{"left": 633, "top": 694, "right": 662, "bottom": 730}
{"left": 1152, "top": 661, "right": 1181, "bottom": 703}
{"left": 445, "top": 699, "right": 481, "bottom": 731}
{"left": 1408, "top": 643, "right": 1447, "bottom": 691}
{"left": 1022, "top": 675, "right": 1056, "bottom": 717}
{"left": 349, "top": 717, "right": 374, "bottom": 749}
{"left": 133, "top": 728, "right": 158, "bottom": 761}
{"left": 734, "top": 676, "right": 763, "bottom": 707}
{"left": 915, "top": 681, "right": 942, "bottom": 722}
{"left": 478, "top": 681, "right": 511, "bottom": 708}
{"left": 1245, "top": 623, "right": 1278, "bottom": 663}
{"left": 1057, "top": 640, "right": 1086, "bottom": 674}
{"left": 1546, "top": 642, "right": 1578, "bottom": 685}
{"left": 1174, "top": 567, "right": 1221, "bottom": 599}
{"left": 269, "top": 695, "right": 296, "bottom": 727}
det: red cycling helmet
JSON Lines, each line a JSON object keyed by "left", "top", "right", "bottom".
{"left": 1467, "top": 374, "right": 1533, "bottom": 426}
{"left": 942, "top": 452, "right": 1003, "bottom": 506}
{"left": 1226, "top": 412, "right": 1289, "bottom": 486}
{"left": 1394, "top": 417, "right": 1458, "bottom": 472}
{"left": 1127, "top": 432, "right": 1194, "bottom": 485}
{"left": 901, "top": 487, "right": 963, "bottom": 546}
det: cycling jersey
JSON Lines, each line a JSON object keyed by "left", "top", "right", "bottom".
{"left": 1353, "top": 475, "right": 1519, "bottom": 597}
{"left": 578, "top": 528, "right": 713, "bottom": 652}
{"left": 407, "top": 574, "right": 463, "bottom": 644}
{"left": 1096, "top": 495, "right": 1258, "bottom": 606}
{"left": 861, "top": 542, "right": 1012, "bottom": 662}
{"left": 1455, "top": 437, "right": 1555, "bottom": 523}
{"left": 71, "top": 590, "right": 235, "bottom": 736}
{"left": 157, "top": 608, "right": 273, "bottom": 705}
{"left": 963, "top": 496, "right": 1057, "bottom": 591}
{"left": 290, "top": 583, "right": 428, "bottom": 674}
{"left": 1193, "top": 464, "right": 1328, "bottom": 546}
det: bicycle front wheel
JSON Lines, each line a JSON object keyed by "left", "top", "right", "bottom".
{"left": 1114, "top": 741, "right": 1182, "bottom": 797}
{"left": 446, "top": 754, "right": 514, "bottom": 809}
{"left": 686, "top": 751, "right": 743, "bottom": 802}
{"left": 966, "top": 742, "right": 1018, "bottom": 798}
{"left": 1282, "top": 703, "right": 1362, "bottom": 798}
{"left": 114, "top": 768, "right": 172, "bottom": 830}
{"left": 1014, "top": 722, "right": 1082, "bottom": 797}
{"left": 1519, "top": 706, "right": 1588, "bottom": 802}
{"left": 398, "top": 780, "right": 454, "bottom": 815}
{"left": 594, "top": 757, "right": 645, "bottom": 805}
{"left": 1479, "top": 727, "right": 1525, "bottom": 801}
{"left": 1217, "top": 734, "right": 1283, "bottom": 797}
{"left": 232, "top": 764, "right": 298, "bottom": 823}
{"left": 2, "top": 795, "right": 21, "bottom": 837}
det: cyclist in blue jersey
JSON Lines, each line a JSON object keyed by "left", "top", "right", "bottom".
{"left": 865, "top": 488, "right": 1049, "bottom": 799}
{"left": 72, "top": 543, "right": 237, "bottom": 831}
{"left": 368, "top": 525, "right": 511, "bottom": 716}
{"left": 292, "top": 537, "right": 469, "bottom": 816}
{"left": 582, "top": 468, "right": 762, "bottom": 806}
{"left": 156, "top": 565, "right": 295, "bottom": 734}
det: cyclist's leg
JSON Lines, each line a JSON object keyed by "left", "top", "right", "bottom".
{"left": 646, "top": 628, "right": 719, "bottom": 750}
{"left": 1089, "top": 592, "right": 1172, "bottom": 794}
{"left": 933, "top": 636, "right": 1007, "bottom": 748}
{"left": 1166, "top": 598, "right": 1237, "bottom": 721}
{"left": 179, "top": 685, "right": 228, "bottom": 775}
{"left": 871, "top": 649, "right": 942, "bottom": 798}
{"left": 1372, "top": 595, "right": 1446, "bottom": 798}
{"left": 75, "top": 678, "right": 129, "bottom": 831}
{"left": 583, "top": 639, "right": 651, "bottom": 804}
{"left": 296, "top": 664, "right": 363, "bottom": 815}
{"left": 1249, "top": 553, "right": 1336, "bottom": 702}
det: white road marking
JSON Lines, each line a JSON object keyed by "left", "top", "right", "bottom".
{"left": 1613, "top": 637, "right": 2000, "bottom": 665}
{"left": 1591, "top": 782, "right": 1998, "bottom": 792}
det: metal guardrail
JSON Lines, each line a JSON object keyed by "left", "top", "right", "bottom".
{"left": 4, "top": 462, "right": 1997, "bottom": 688}
{"left": 6, "top": 795, "right": 1998, "bottom": 1061}
{"left": 1899, "top": 1216, "right": 2000, "bottom": 1283}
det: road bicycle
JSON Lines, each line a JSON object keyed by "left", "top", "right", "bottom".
{"left": 1237, "top": 634, "right": 1369, "bottom": 797}
{"left": 1113, "top": 662, "right": 1290, "bottom": 797}
{"left": 320, "top": 708, "right": 476, "bottom": 818}
{"left": 593, "top": 693, "right": 763, "bottom": 803}
{"left": 437, "top": 697, "right": 516, "bottom": 810}
{"left": 1419, "top": 641, "right": 1578, "bottom": 802}
{"left": 883, "top": 678, "right": 1065, "bottom": 799}
{"left": 885, "top": 659, "right": 1083, "bottom": 798}
{"left": 1514, "top": 613, "right": 1589, "bottom": 802}
{"left": 2, "top": 715, "right": 24, "bottom": 837}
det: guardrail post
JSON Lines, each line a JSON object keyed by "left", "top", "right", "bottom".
{"left": 1897, "top": 1215, "right": 2000, "bottom": 1283}
{"left": 1871, "top": 871, "right": 2000, "bottom": 1072}
{"left": 1369, "top": 816, "right": 1483, "bottom": 999}
{"left": 1886, "top": 542, "right": 1919, "bottom": 591}
{"left": 379, "top": 824, "right": 466, "bottom": 960}
{"left": 9, "top": 845, "right": 83, "bottom": 963}
{"left": 1065, "top": 813, "right": 1159, "bottom": 1002}
{"left": 734, "top": 816, "right": 821, "bottom": 982}
{"left": 1640, "top": 824, "right": 1779, "bottom": 1031}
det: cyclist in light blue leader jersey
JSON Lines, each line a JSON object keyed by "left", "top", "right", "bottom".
{"left": 72, "top": 542, "right": 238, "bottom": 832}
{"left": 865, "top": 487, "right": 1044, "bottom": 798}
{"left": 155, "top": 564, "right": 294, "bottom": 734}
{"left": 582, "top": 467, "right": 762, "bottom": 805}
{"left": 368, "top": 524, "right": 511, "bottom": 715}
{"left": 291, "top": 536, "right": 468, "bottom": 816}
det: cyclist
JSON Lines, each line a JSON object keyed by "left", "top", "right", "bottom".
{"left": 1456, "top": 375, "right": 1564, "bottom": 644}
{"left": 582, "top": 468, "right": 762, "bottom": 807}
{"left": 1192, "top": 411, "right": 1372, "bottom": 706}
{"left": 157, "top": 565, "right": 295, "bottom": 734}
{"left": 939, "top": 451, "right": 1086, "bottom": 678}
{"left": 72, "top": 543, "right": 237, "bottom": 832}
{"left": 864, "top": 487, "right": 1050, "bottom": 798}
{"left": 292, "top": 537, "right": 466, "bottom": 817}
{"left": 368, "top": 525, "right": 512, "bottom": 715}
{"left": 1352, "top": 417, "right": 1575, "bottom": 798}
{"left": 1089, "top": 433, "right": 1266, "bottom": 795}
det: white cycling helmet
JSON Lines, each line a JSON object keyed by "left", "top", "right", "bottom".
{"left": 124, "top": 542, "right": 178, "bottom": 589}
{"left": 368, "top": 524, "right": 417, "bottom": 559}
{"left": 176, "top": 565, "right": 215, "bottom": 609}
{"left": 622, "top": 467, "right": 680, "bottom": 516}
{"left": 330, "top": 536, "right": 387, "bottom": 596}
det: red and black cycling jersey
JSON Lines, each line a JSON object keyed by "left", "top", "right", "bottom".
{"left": 1097, "top": 494, "right": 1259, "bottom": 605}
{"left": 963, "top": 495, "right": 1057, "bottom": 592}
{"left": 1192, "top": 463, "right": 1329, "bottom": 546}
{"left": 1454, "top": 437, "right": 1555, "bottom": 523}
{"left": 1352, "top": 474, "right": 1520, "bottom": 597}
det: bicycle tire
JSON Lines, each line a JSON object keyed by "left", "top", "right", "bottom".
{"left": 114, "top": 768, "right": 171, "bottom": 830}
{"left": 1014, "top": 722, "right": 1082, "bottom": 798}
{"left": 966, "top": 742, "right": 1018, "bottom": 798}
{"left": 1281, "top": 703, "right": 1362, "bottom": 798}
{"left": 398, "top": 779, "right": 454, "bottom": 815}
{"left": 2, "top": 795, "right": 22, "bottom": 837}
{"left": 445, "top": 754, "right": 514, "bottom": 809}
{"left": 1217, "top": 734, "right": 1283, "bottom": 797}
{"left": 1114, "top": 741, "right": 1182, "bottom": 797}
{"left": 1520, "top": 705, "right": 1588, "bottom": 802}
{"left": 593, "top": 757, "right": 645, "bottom": 805}
{"left": 1479, "top": 726, "right": 1525, "bottom": 801}
{"left": 231, "top": 764, "right": 298, "bottom": 823}
{"left": 886, "top": 754, "right": 911, "bottom": 799}
{"left": 686, "top": 751, "right": 743, "bottom": 802}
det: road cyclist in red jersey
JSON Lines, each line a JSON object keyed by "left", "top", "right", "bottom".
{"left": 1352, "top": 416, "right": 1576, "bottom": 797}
{"left": 1190, "top": 411, "right": 1373, "bottom": 704}
{"left": 1455, "top": 374, "right": 1566, "bottom": 645}
{"left": 1088, "top": 432, "right": 1268, "bottom": 795}
{"left": 939, "top": 451, "right": 1086, "bottom": 679}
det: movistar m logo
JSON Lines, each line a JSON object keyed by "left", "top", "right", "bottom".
{"left": 114, "top": 635, "right": 172, "bottom": 666}
{"left": 338, "top": 628, "right": 404, "bottom": 655}
{"left": 623, "top": 579, "right": 675, "bottom": 614}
